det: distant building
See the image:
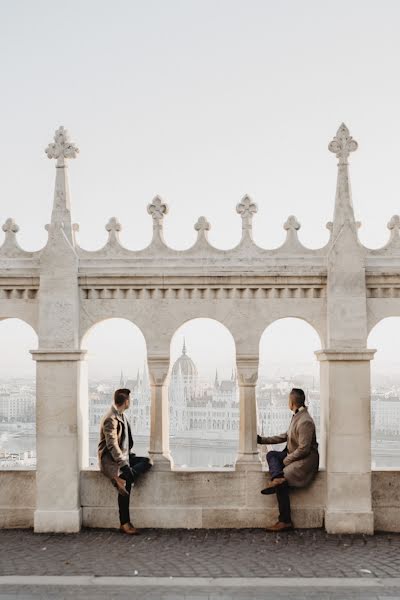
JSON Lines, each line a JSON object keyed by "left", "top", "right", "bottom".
{"left": 0, "top": 385, "right": 35, "bottom": 423}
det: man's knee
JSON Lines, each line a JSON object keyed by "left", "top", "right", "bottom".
{"left": 267, "top": 450, "right": 278, "bottom": 459}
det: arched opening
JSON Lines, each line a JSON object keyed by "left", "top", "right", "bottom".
{"left": 0, "top": 318, "right": 37, "bottom": 469}
{"left": 82, "top": 318, "right": 149, "bottom": 467}
{"left": 368, "top": 318, "right": 400, "bottom": 468}
{"left": 257, "top": 318, "right": 321, "bottom": 460}
{"left": 169, "top": 318, "right": 237, "bottom": 468}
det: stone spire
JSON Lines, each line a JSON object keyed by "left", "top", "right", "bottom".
{"left": 328, "top": 123, "right": 358, "bottom": 239}
{"left": 214, "top": 369, "right": 219, "bottom": 388}
{"left": 120, "top": 370, "right": 125, "bottom": 387}
{"left": 45, "top": 126, "right": 79, "bottom": 245}
{"left": 182, "top": 338, "right": 187, "bottom": 355}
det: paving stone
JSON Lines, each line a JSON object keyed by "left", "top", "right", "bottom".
{"left": 1, "top": 528, "right": 400, "bottom": 581}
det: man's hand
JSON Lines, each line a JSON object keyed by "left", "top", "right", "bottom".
{"left": 283, "top": 456, "right": 291, "bottom": 466}
{"left": 257, "top": 434, "right": 263, "bottom": 444}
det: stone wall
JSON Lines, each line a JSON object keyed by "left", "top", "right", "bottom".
{"left": 1, "top": 470, "right": 399, "bottom": 532}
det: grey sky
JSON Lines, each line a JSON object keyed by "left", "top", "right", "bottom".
{"left": 1, "top": 0, "right": 400, "bottom": 377}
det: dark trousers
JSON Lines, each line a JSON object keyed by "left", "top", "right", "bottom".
{"left": 118, "top": 455, "right": 152, "bottom": 525}
{"left": 266, "top": 449, "right": 291, "bottom": 524}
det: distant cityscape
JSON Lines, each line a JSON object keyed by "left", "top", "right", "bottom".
{"left": 1, "top": 341, "right": 400, "bottom": 469}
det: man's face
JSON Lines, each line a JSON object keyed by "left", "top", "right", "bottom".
{"left": 125, "top": 395, "right": 131, "bottom": 411}
{"left": 288, "top": 393, "right": 295, "bottom": 412}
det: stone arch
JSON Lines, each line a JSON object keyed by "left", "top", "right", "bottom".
{"left": 257, "top": 317, "right": 321, "bottom": 447}
{"left": 0, "top": 318, "right": 38, "bottom": 470}
{"left": 368, "top": 317, "right": 400, "bottom": 469}
{"left": 169, "top": 317, "right": 238, "bottom": 469}
{"left": 81, "top": 317, "right": 149, "bottom": 467}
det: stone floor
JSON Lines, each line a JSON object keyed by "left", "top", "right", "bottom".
{"left": 2, "top": 529, "right": 400, "bottom": 599}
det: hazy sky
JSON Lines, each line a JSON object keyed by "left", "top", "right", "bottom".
{"left": 1, "top": 1, "right": 400, "bottom": 378}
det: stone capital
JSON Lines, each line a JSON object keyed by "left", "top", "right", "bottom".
{"left": 236, "top": 355, "right": 259, "bottom": 386}
{"left": 315, "top": 349, "right": 376, "bottom": 362}
{"left": 147, "top": 355, "right": 170, "bottom": 385}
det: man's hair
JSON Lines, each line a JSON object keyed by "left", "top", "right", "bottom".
{"left": 290, "top": 388, "right": 306, "bottom": 407}
{"left": 114, "top": 388, "right": 131, "bottom": 406}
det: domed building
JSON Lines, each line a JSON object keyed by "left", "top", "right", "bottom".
{"left": 169, "top": 339, "right": 199, "bottom": 433}
{"left": 171, "top": 339, "right": 198, "bottom": 385}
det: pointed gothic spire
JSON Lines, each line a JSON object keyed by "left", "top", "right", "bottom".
{"left": 45, "top": 126, "right": 79, "bottom": 245}
{"left": 182, "top": 337, "right": 187, "bottom": 355}
{"left": 328, "top": 123, "right": 358, "bottom": 238}
{"left": 120, "top": 370, "right": 125, "bottom": 387}
{"left": 214, "top": 369, "right": 219, "bottom": 388}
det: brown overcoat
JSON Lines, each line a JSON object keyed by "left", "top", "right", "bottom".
{"left": 98, "top": 405, "right": 133, "bottom": 480}
{"left": 260, "top": 406, "right": 319, "bottom": 488}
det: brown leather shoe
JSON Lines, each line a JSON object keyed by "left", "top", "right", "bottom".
{"left": 261, "top": 477, "right": 287, "bottom": 495}
{"left": 266, "top": 521, "right": 293, "bottom": 532}
{"left": 120, "top": 522, "right": 140, "bottom": 535}
{"left": 112, "top": 476, "right": 129, "bottom": 496}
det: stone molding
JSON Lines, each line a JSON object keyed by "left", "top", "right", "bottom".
{"left": 315, "top": 349, "right": 376, "bottom": 362}
{"left": 30, "top": 349, "right": 87, "bottom": 362}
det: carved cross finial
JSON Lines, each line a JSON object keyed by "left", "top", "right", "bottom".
{"left": 194, "top": 216, "right": 211, "bottom": 232}
{"left": 328, "top": 123, "right": 358, "bottom": 165}
{"left": 105, "top": 217, "right": 122, "bottom": 244}
{"left": 236, "top": 195, "right": 258, "bottom": 231}
{"left": 283, "top": 215, "right": 301, "bottom": 231}
{"left": 2, "top": 218, "right": 19, "bottom": 234}
{"left": 45, "top": 126, "right": 79, "bottom": 167}
{"left": 147, "top": 196, "right": 168, "bottom": 227}
{"left": 106, "top": 217, "right": 122, "bottom": 233}
{"left": 388, "top": 215, "right": 400, "bottom": 231}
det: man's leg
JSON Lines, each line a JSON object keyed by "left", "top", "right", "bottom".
{"left": 129, "top": 455, "right": 152, "bottom": 479}
{"left": 276, "top": 485, "right": 292, "bottom": 524}
{"left": 266, "top": 449, "right": 287, "bottom": 480}
{"left": 118, "top": 479, "right": 132, "bottom": 526}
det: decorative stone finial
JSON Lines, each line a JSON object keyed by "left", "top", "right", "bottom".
{"left": 2, "top": 218, "right": 19, "bottom": 234}
{"left": 388, "top": 215, "right": 400, "bottom": 231}
{"left": 0, "top": 218, "right": 26, "bottom": 257}
{"left": 45, "top": 126, "right": 79, "bottom": 167}
{"left": 106, "top": 217, "right": 122, "bottom": 233}
{"left": 236, "top": 195, "right": 258, "bottom": 234}
{"left": 387, "top": 215, "right": 400, "bottom": 244}
{"left": 147, "top": 196, "right": 168, "bottom": 227}
{"left": 283, "top": 215, "right": 300, "bottom": 231}
{"left": 105, "top": 217, "right": 122, "bottom": 244}
{"left": 328, "top": 123, "right": 358, "bottom": 165}
{"left": 194, "top": 216, "right": 210, "bottom": 232}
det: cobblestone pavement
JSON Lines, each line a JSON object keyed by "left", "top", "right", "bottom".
{"left": 2, "top": 529, "right": 400, "bottom": 579}
{"left": 0, "top": 583, "right": 400, "bottom": 600}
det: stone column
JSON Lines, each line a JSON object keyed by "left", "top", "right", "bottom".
{"left": 31, "top": 350, "right": 87, "bottom": 532}
{"left": 320, "top": 124, "right": 375, "bottom": 534}
{"left": 235, "top": 355, "right": 261, "bottom": 470}
{"left": 148, "top": 355, "right": 172, "bottom": 469}
{"left": 317, "top": 350, "right": 375, "bottom": 534}
{"left": 32, "top": 126, "right": 83, "bottom": 533}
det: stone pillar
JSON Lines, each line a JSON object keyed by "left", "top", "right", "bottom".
{"left": 148, "top": 355, "right": 172, "bottom": 469}
{"left": 320, "top": 124, "right": 374, "bottom": 534}
{"left": 32, "top": 126, "right": 83, "bottom": 533}
{"left": 31, "top": 350, "right": 86, "bottom": 532}
{"left": 317, "top": 350, "right": 375, "bottom": 534}
{"left": 235, "top": 355, "right": 261, "bottom": 470}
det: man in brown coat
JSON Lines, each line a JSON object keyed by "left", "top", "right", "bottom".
{"left": 257, "top": 387, "right": 319, "bottom": 532}
{"left": 98, "top": 388, "right": 152, "bottom": 534}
